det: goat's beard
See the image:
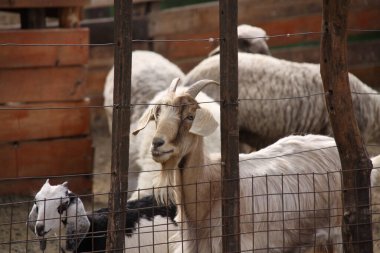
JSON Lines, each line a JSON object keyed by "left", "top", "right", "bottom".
{"left": 154, "top": 169, "right": 178, "bottom": 205}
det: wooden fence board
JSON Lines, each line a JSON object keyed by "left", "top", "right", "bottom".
{"left": 0, "top": 102, "right": 90, "bottom": 142}
{"left": 0, "top": 177, "right": 93, "bottom": 196}
{"left": 0, "top": 66, "right": 88, "bottom": 103}
{"left": 149, "top": 0, "right": 379, "bottom": 38}
{"left": 0, "top": 29, "right": 89, "bottom": 68}
{"left": 0, "top": 137, "right": 93, "bottom": 177}
{"left": 0, "top": 0, "right": 89, "bottom": 8}
{"left": 272, "top": 39, "right": 380, "bottom": 66}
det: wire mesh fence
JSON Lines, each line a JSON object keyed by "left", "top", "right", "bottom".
{"left": 0, "top": 0, "right": 380, "bottom": 252}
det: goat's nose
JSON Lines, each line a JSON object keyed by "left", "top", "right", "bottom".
{"left": 36, "top": 224, "right": 45, "bottom": 236}
{"left": 152, "top": 137, "right": 165, "bottom": 148}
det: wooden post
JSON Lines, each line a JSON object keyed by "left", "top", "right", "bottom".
{"left": 219, "top": 1, "right": 240, "bottom": 252}
{"left": 20, "top": 8, "right": 46, "bottom": 29}
{"left": 320, "top": 1, "right": 373, "bottom": 252}
{"left": 106, "top": 0, "right": 132, "bottom": 252}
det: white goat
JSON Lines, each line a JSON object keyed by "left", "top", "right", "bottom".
{"left": 27, "top": 180, "right": 177, "bottom": 253}
{"left": 183, "top": 53, "right": 380, "bottom": 149}
{"left": 132, "top": 79, "right": 380, "bottom": 253}
{"left": 209, "top": 24, "right": 270, "bottom": 56}
{"left": 129, "top": 78, "right": 221, "bottom": 201}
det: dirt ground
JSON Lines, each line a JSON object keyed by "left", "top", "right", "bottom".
{"left": 1, "top": 110, "right": 380, "bottom": 252}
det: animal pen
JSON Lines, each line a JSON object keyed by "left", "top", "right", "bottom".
{"left": 0, "top": 0, "right": 379, "bottom": 252}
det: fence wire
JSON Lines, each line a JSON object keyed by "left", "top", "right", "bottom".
{"left": 0, "top": 11, "right": 379, "bottom": 253}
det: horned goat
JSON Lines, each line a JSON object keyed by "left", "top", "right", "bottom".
{"left": 209, "top": 24, "right": 270, "bottom": 56}
{"left": 183, "top": 53, "right": 380, "bottom": 149}
{"left": 131, "top": 79, "right": 351, "bottom": 252}
{"left": 129, "top": 78, "right": 221, "bottom": 201}
{"left": 27, "top": 180, "right": 177, "bottom": 253}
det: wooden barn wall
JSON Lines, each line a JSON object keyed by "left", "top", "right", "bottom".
{"left": 149, "top": 0, "right": 380, "bottom": 89}
{"left": 0, "top": 28, "right": 93, "bottom": 195}
{"left": 86, "top": 0, "right": 380, "bottom": 108}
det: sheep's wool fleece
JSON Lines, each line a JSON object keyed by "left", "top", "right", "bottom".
{"left": 183, "top": 53, "right": 380, "bottom": 147}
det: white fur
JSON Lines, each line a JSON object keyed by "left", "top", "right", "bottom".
{"left": 103, "top": 50, "right": 185, "bottom": 193}
{"left": 183, "top": 53, "right": 380, "bottom": 149}
{"left": 28, "top": 180, "right": 176, "bottom": 253}
{"left": 134, "top": 82, "right": 380, "bottom": 252}
{"left": 129, "top": 87, "right": 221, "bottom": 201}
{"left": 209, "top": 24, "right": 270, "bottom": 56}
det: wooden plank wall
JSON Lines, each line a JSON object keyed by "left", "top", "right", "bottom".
{"left": 85, "top": 0, "right": 380, "bottom": 107}
{"left": 148, "top": 0, "right": 380, "bottom": 89}
{"left": 0, "top": 28, "right": 93, "bottom": 195}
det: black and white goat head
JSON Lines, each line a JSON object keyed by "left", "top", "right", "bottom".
{"left": 27, "top": 179, "right": 90, "bottom": 251}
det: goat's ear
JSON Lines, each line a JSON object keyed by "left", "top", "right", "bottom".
{"left": 189, "top": 108, "right": 218, "bottom": 136}
{"left": 45, "top": 179, "right": 50, "bottom": 185}
{"left": 62, "top": 181, "right": 68, "bottom": 188}
{"left": 65, "top": 198, "right": 90, "bottom": 251}
{"left": 27, "top": 204, "right": 38, "bottom": 235}
{"left": 132, "top": 107, "right": 154, "bottom": 135}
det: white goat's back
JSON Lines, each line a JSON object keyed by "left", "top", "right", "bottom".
{"left": 238, "top": 135, "right": 342, "bottom": 252}
{"left": 125, "top": 216, "right": 177, "bottom": 253}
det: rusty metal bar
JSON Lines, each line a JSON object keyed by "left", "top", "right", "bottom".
{"left": 320, "top": 1, "right": 373, "bottom": 252}
{"left": 219, "top": 0, "right": 240, "bottom": 252}
{"left": 106, "top": 0, "right": 132, "bottom": 252}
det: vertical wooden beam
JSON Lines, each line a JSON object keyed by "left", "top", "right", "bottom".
{"left": 219, "top": 1, "right": 240, "bottom": 252}
{"left": 20, "top": 8, "right": 46, "bottom": 29}
{"left": 320, "top": 1, "right": 373, "bottom": 253}
{"left": 58, "top": 7, "right": 82, "bottom": 28}
{"left": 106, "top": 0, "right": 132, "bottom": 252}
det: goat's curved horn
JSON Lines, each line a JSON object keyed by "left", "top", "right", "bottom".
{"left": 168, "top": 77, "right": 181, "bottom": 94}
{"left": 186, "top": 79, "right": 220, "bottom": 98}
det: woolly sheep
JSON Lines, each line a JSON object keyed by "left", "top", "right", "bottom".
{"left": 27, "top": 180, "right": 177, "bottom": 253}
{"left": 129, "top": 78, "right": 221, "bottom": 200}
{"left": 104, "top": 50, "right": 185, "bottom": 128}
{"left": 131, "top": 79, "right": 352, "bottom": 252}
{"left": 209, "top": 24, "right": 270, "bottom": 56}
{"left": 183, "top": 53, "right": 380, "bottom": 149}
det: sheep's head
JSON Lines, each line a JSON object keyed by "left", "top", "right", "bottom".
{"left": 27, "top": 179, "right": 90, "bottom": 251}
{"left": 209, "top": 24, "right": 270, "bottom": 56}
{"left": 132, "top": 78, "right": 219, "bottom": 165}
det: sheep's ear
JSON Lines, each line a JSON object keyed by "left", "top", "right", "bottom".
{"left": 189, "top": 108, "right": 218, "bottom": 136}
{"left": 65, "top": 198, "right": 90, "bottom": 251}
{"left": 132, "top": 107, "right": 154, "bottom": 135}
{"left": 27, "top": 204, "right": 38, "bottom": 235}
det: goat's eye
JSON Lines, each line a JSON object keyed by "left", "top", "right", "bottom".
{"left": 34, "top": 201, "right": 38, "bottom": 211}
{"left": 186, "top": 115, "right": 194, "bottom": 121}
{"left": 154, "top": 108, "right": 161, "bottom": 120}
{"left": 57, "top": 201, "right": 69, "bottom": 215}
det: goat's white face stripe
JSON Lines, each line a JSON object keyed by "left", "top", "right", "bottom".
{"left": 155, "top": 105, "right": 180, "bottom": 140}
{"left": 31, "top": 181, "right": 70, "bottom": 237}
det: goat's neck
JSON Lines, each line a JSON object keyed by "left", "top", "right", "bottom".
{"left": 175, "top": 139, "right": 220, "bottom": 230}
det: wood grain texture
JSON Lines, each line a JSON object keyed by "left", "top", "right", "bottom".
{"left": 0, "top": 137, "right": 93, "bottom": 177}
{"left": 0, "top": 0, "right": 89, "bottom": 8}
{"left": 0, "top": 29, "right": 89, "bottom": 68}
{"left": 320, "top": 0, "right": 373, "bottom": 252}
{"left": 0, "top": 101, "right": 90, "bottom": 142}
{"left": 0, "top": 66, "right": 88, "bottom": 103}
